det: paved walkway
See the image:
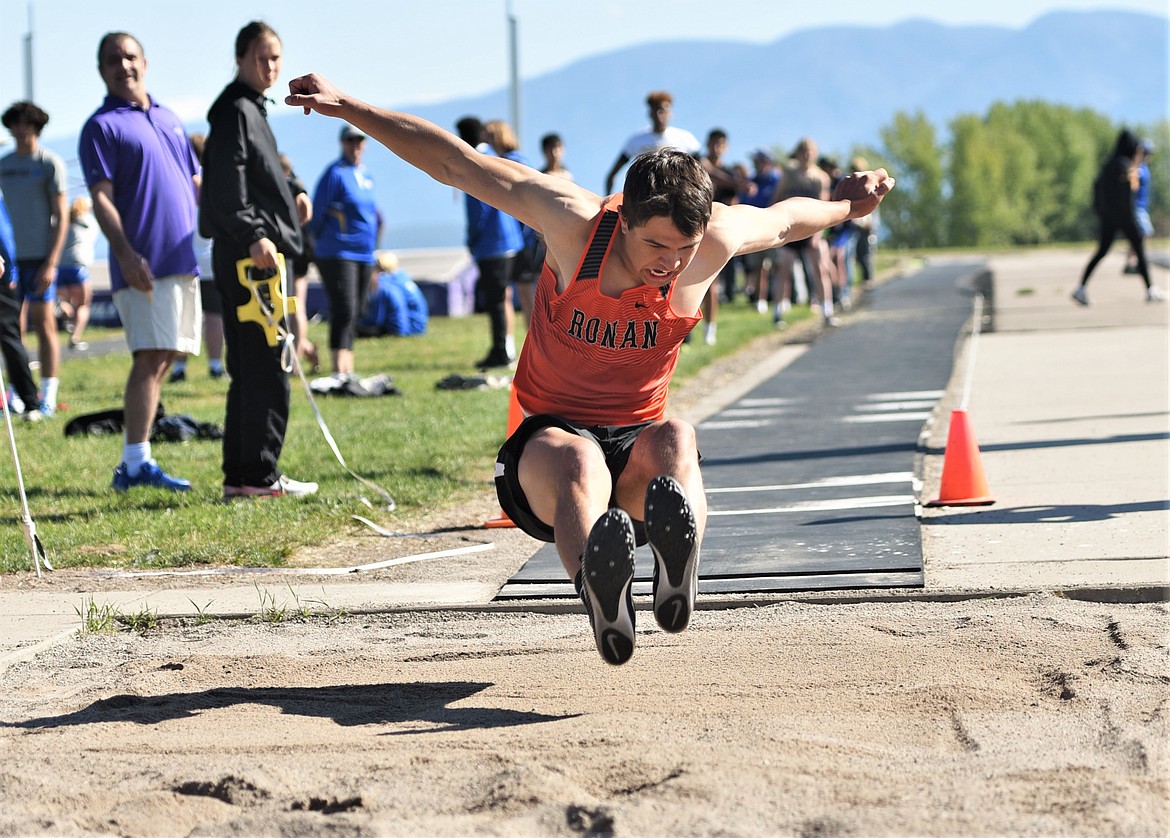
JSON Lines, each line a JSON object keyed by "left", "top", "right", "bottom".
{"left": 1, "top": 248, "right": 1166, "bottom": 672}
{"left": 921, "top": 249, "right": 1168, "bottom": 592}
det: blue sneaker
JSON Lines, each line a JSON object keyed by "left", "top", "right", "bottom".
{"left": 37, "top": 401, "right": 55, "bottom": 418}
{"left": 112, "top": 461, "right": 191, "bottom": 493}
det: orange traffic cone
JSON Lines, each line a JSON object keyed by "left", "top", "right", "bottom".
{"left": 484, "top": 385, "right": 524, "bottom": 528}
{"left": 927, "top": 408, "right": 995, "bottom": 507}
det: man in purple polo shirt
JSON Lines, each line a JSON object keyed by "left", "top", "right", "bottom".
{"left": 79, "top": 31, "right": 201, "bottom": 493}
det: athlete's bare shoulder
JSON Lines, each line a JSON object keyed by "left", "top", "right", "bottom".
{"left": 537, "top": 190, "right": 610, "bottom": 289}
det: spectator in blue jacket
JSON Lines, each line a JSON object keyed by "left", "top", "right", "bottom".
{"left": 456, "top": 116, "right": 524, "bottom": 369}
{"left": 310, "top": 124, "right": 379, "bottom": 377}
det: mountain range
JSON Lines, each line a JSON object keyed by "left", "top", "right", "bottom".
{"left": 47, "top": 9, "right": 1170, "bottom": 252}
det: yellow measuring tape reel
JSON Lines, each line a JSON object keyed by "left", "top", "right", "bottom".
{"left": 236, "top": 253, "right": 296, "bottom": 347}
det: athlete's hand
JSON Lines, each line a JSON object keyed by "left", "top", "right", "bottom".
{"left": 286, "top": 73, "right": 346, "bottom": 117}
{"left": 833, "top": 169, "right": 895, "bottom": 219}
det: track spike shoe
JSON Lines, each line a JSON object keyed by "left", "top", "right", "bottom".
{"left": 645, "top": 475, "right": 700, "bottom": 633}
{"left": 578, "top": 508, "right": 637, "bottom": 665}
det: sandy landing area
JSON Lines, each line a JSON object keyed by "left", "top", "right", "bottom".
{"left": 0, "top": 590, "right": 1165, "bottom": 836}
{"left": 0, "top": 323, "right": 1167, "bottom": 836}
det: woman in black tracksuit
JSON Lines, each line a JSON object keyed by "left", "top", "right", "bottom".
{"left": 200, "top": 21, "right": 316, "bottom": 499}
{"left": 1074, "top": 128, "right": 1161, "bottom": 305}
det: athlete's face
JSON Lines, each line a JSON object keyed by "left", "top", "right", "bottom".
{"left": 237, "top": 34, "right": 282, "bottom": 94}
{"left": 621, "top": 214, "right": 703, "bottom": 288}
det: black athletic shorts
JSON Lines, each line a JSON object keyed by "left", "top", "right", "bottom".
{"left": 495, "top": 414, "right": 657, "bottom": 545}
{"left": 199, "top": 278, "right": 223, "bottom": 316}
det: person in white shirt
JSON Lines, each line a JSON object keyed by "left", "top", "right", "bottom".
{"left": 604, "top": 90, "right": 701, "bottom": 194}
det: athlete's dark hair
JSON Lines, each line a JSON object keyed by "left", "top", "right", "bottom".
{"left": 235, "top": 20, "right": 279, "bottom": 59}
{"left": 1, "top": 101, "right": 49, "bottom": 133}
{"left": 621, "top": 149, "right": 712, "bottom": 238}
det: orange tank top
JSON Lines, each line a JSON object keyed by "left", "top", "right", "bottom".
{"left": 512, "top": 194, "right": 701, "bottom": 425}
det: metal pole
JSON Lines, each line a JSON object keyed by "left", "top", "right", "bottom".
{"left": 507, "top": 0, "right": 521, "bottom": 139}
{"left": 23, "top": 2, "right": 35, "bottom": 101}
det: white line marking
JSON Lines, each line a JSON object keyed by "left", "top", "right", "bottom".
{"left": 709, "top": 495, "right": 915, "bottom": 516}
{"left": 865, "top": 390, "right": 944, "bottom": 401}
{"left": 707, "top": 472, "right": 913, "bottom": 495}
{"left": 699, "top": 419, "right": 770, "bottom": 430}
{"left": 855, "top": 400, "right": 937, "bottom": 411}
{"left": 104, "top": 542, "right": 496, "bottom": 577}
{"left": 719, "top": 407, "right": 787, "bottom": 417}
{"left": 843, "top": 412, "right": 932, "bottom": 423}
{"left": 738, "top": 397, "right": 797, "bottom": 407}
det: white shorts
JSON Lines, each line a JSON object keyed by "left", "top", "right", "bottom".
{"left": 113, "top": 274, "right": 202, "bottom": 354}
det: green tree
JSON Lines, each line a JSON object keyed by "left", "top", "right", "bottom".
{"left": 875, "top": 101, "right": 1156, "bottom": 248}
{"left": 877, "top": 111, "right": 946, "bottom": 248}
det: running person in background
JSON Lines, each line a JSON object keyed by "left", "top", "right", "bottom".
{"left": 1074, "top": 128, "right": 1165, "bottom": 305}
{"left": 286, "top": 73, "right": 893, "bottom": 665}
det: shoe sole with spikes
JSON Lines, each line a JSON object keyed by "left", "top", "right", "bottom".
{"left": 580, "top": 509, "right": 637, "bottom": 665}
{"left": 645, "top": 475, "right": 699, "bottom": 633}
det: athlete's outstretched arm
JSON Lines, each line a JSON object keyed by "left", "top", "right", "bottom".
{"left": 721, "top": 168, "right": 895, "bottom": 257}
{"left": 285, "top": 73, "right": 592, "bottom": 234}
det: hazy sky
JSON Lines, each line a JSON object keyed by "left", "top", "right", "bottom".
{"left": 1, "top": 0, "right": 1166, "bottom": 143}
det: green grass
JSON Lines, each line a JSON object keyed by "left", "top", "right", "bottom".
{"left": 0, "top": 283, "right": 873, "bottom": 574}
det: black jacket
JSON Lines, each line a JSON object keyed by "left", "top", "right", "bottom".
{"left": 199, "top": 81, "right": 302, "bottom": 256}
{"left": 1092, "top": 129, "right": 1140, "bottom": 223}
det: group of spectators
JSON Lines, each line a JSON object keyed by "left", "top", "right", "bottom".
{"left": 0, "top": 23, "right": 391, "bottom": 499}
{"left": 3, "top": 50, "right": 1155, "bottom": 512}
{"left": 595, "top": 90, "right": 881, "bottom": 339}
{"left": 0, "top": 22, "right": 430, "bottom": 499}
